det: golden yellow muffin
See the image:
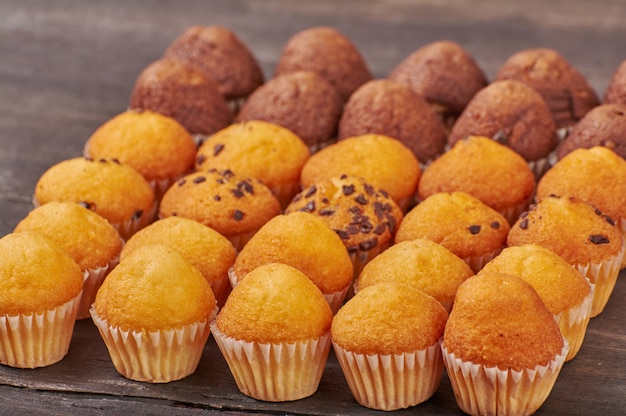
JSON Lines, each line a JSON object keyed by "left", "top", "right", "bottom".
{"left": 195, "top": 120, "right": 310, "bottom": 208}
{"left": 356, "top": 239, "right": 474, "bottom": 312}
{"left": 395, "top": 192, "right": 510, "bottom": 273}
{"left": 91, "top": 244, "right": 216, "bottom": 383}
{"left": 418, "top": 135, "right": 536, "bottom": 224}
{"left": 0, "top": 232, "right": 83, "bottom": 368}
{"left": 34, "top": 157, "right": 156, "bottom": 240}
{"left": 300, "top": 134, "right": 421, "bottom": 211}
{"left": 211, "top": 263, "right": 333, "bottom": 402}
{"left": 331, "top": 282, "right": 448, "bottom": 410}
{"left": 121, "top": 216, "right": 236, "bottom": 307}
{"left": 14, "top": 201, "right": 123, "bottom": 320}
{"left": 442, "top": 271, "right": 568, "bottom": 416}
{"left": 507, "top": 195, "right": 624, "bottom": 317}
{"left": 159, "top": 169, "right": 281, "bottom": 252}
{"left": 84, "top": 109, "right": 197, "bottom": 197}
{"left": 480, "top": 244, "right": 592, "bottom": 361}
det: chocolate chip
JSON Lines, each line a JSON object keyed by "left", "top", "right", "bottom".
{"left": 349, "top": 206, "right": 362, "bottom": 215}
{"left": 196, "top": 155, "right": 206, "bottom": 165}
{"left": 491, "top": 221, "right": 501, "bottom": 229}
{"left": 359, "top": 238, "right": 378, "bottom": 251}
{"left": 233, "top": 210, "right": 245, "bottom": 221}
{"left": 304, "top": 185, "right": 317, "bottom": 198}
{"left": 321, "top": 198, "right": 330, "bottom": 204}
{"left": 355, "top": 194, "right": 368, "bottom": 205}
{"left": 334, "top": 229, "right": 350, "bottom": 240}
{"left": 177, "top": 178, "right": 186, "bottom": 186}
{"left": 346, "top": 224, "right": 359, "bottom": 235}
{"left": 373, "top": 202, "right": 384, "bottom": 220}
{"left": 347, "top": 245, "right": 359, "bottom": 254}
{"left": 214, "top": 143, "right": 225, "bottom": 156}
{"left": 589, "top": 234, "right": 610, "bottom": 244}
{"left": 78, "top": 201, "right": 93, "bottom": 209}
{"left": 231, "top": 188, "right": 244, "bottom": 198}
{"left": 364, "top": 183, "right": 375, "bottom": 195}
{"left": 238, "top": 180, "right": 254, "bottom": 194}
{"left": 385, "top": 214, "right": 397, "bottom": 233}
{"left": 519, "top": 218, "right": 529, "bottom": 229}
{"left": 373, "top": 223, "right": 387, "bottom": 235}
{"left": 319, "top": 208, "right": 335, "bottom": 216}
{"left": 302, "top": 201, "right": 315, "bottom": 212}
{"left": 213, "top": 195, "right": 221, "bottom": 201}
{"left": 343, "top": 184, "right": 355, "bottom": 196}
{"left": 193, "top": 176, "right": 206, "bottom": 184}
{"left": 360, "top": 220, "right": 374, "bottom": 233}
{"left": 292, "top": 193, "right": 303, "bottom": 203}
{"left": 111, "top": 158, "right": 121, "bottom": 164}
{"left": 379, "top": 189, "right": 389, "bottom": 198}
{"left": 132, "top": 210, "right": 143, "bottom": 220}
{"left": 468, "top": 225, "right": 481, "bottom": 235}
{"left": 223, "top": 169, "right": 235, "bottom": 178}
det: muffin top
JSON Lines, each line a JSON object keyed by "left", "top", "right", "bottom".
{"left": 94, "top": 244, "right": 215, "bottom": 331}
{"left": 232, "top": 212, "right": 353, "bottom": 294}
{"left": 14, "top": 201, "right": 122, "bottom": 271}
{"left": 603, "top": 59, "right": 626, "bottom": 104}
{"left": 443, "top": 271, "right": 565, "bottom": 371}
{"left": 215, "top": 262, "right": 333, "bottom": 343}
{"left": 338, "top": 79, "right": 448, "bottom": 164}
{"left": 331, "top": 282, "right": 448, "bottom": 355}
{"left": 0, "top": 232, "right": 83, "bottom": 315}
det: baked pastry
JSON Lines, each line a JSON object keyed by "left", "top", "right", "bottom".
{"left": 34, "top": 157, "right": 156, "bottom": 240}
{"left": 91, "top": 244, "right": 217, "bottom": 383}
{"left": 0, "top": 232, "right": 83, "bottom": 368}
{"left": 418, "top": 135, "right": 536, "bottom": 224}
{"left": 159, "top": 169, "right": 281, "bottom": 252}
{"left": 235, "top": 71, "right": 343, "bottom": 152}
{"left": 395, "top": 191, "right": 510, "bottom": 273}
{"left": 331, "top": 282, "right": 448, "bottom": 410}
{"left": 14, "top": 201, "right": 123, "bottom": 320}
{"left": 442, "top": 271, "right": 568, "bottom": 416}
{"left": 121, "top": 216, "right": 236, "bottom": 307}
{"left": 603, "top": 59, "right": 626, "bottom": 104}
{"left": 337, "top": 79, "right": 448, "bottom": 165}
{"left": 230, "top": 212, "right": 353, "bottom": 313}
{"left": 355, "top": 238, "right": 474, "bottom": 312}
{"left": 211, "top": 262, "right": 333, "bottom": 401}
{"left": 274, "top": 26, "right": 372, "bottom": 102}
{"left": 480, "top": 244, "right": 593, "bottom": 361}
{"left": 195, "top": 120, "right": 310, "bottom": 208}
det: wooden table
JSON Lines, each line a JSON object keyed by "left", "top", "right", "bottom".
{"left": 1, "top": 1, "right": 626, "bottom": 414}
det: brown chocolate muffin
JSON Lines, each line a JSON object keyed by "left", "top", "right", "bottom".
{"left": 338, "top": 79, "right": 447, "bottom": 164}
{"left": 274, "top": 26, "right": 372, "bottom": 102}
{"left": 603, "top": 59, "right": 626, "bottom": 104}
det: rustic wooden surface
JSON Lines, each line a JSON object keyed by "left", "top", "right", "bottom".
{"left": 1, "top": 0, "right": 626, "bottom": 415}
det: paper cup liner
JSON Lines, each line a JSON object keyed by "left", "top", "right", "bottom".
{"left": 332, "top": 342, "right": 443, "bottom": 411}
{"left": 90, "top": 307, "right": 216, "bottom": 383}
{"left": 0, "top": 290, "right": 82, "bottom": 368}
{"left": 499, "top": 194, "right": 533, "bottom": 226}
{"left": 618, "top": 218, "right": 626, "bottom": 269}
{"left": 463, "top": 247, "right": 503, "bottom": 274}
{"left": 344, "top": 241, "right": 391, "bottom": 301}
{"left": 225, "top": 229, "right": 259, "bottom": 253}
{"left": 77, "top": 255, "right": 120, "bottom": 320}
{"left": 210, "top": 323, "right": 331, "bottom": 402}
{"left": 269, "top": 181, "right": 302, "bottom": 212}
{"left": 528, "top": 154, "right": 553, "bottom": 180}
{"left": 554, "top": 283, "right": 594, "bottom": 361}
{"left": 114, "top": 200, "right": 158, "bottom": 241}
{"left": 441, "top": 340, "right": 569, "bottom": 416}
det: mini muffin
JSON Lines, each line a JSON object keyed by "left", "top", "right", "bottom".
{"left": 300, "top": 134, "right": 421, "bottom": 211}
{"left": 337, "top": 79, "right": 448, "bottom": 165}
{"left": 442, "top": 271, "right": 568, "bottom": 416}
{"left": 447, "top": 80, "right": 559, "bottom": 177}
{"left": 235, "top": 71, "right": 343, "bottom": 152}
{"left": 356, "top": 239, "right": 474, "bottom": 312}
{"left": 129, "top": 58, "right": 233, "bottom": 140}
{"left": 274, "top": 26, "right": 372, "bottom": 102}
{"left": 230, "top": 212, "right": 353, "bottom": 312}
{"left": 84, "top": 109, "right": 197, "bottom": 197}
{"left": 418, "top": 135, "right": 536, "bottom": 224}
{"left": 603, "top": 59, "right": 626, "bottom": 104}
{"left": 91, "top": 244, "right": 216, "bottom": 383}
{"left": 195, "top": 120, "right": 310, "bottom": 208}
{"left": 0, "top": 232, "right": 83, "bottom": 368}
{"left": 34, "top": 157, "right": 156, "bottom": 240}
{"left": 14, "top": 201, "right": 123, "bottom": 320}
{"left": 395, "top": 192, "right": 510, "bottom": 273}
{"left": 388, "top": 40, "right": 488, "bottom": 130}
{"left": 507, "top": 195, "right": 624, "bottom": 317}
{"left": 121, "top": 216, "right": 236, "bottom": 307}
{"left": 480, "top": 244, "right": 593, "bottom": 361}
{"left": 285, "top": 175, "right": 404, "bottom": 278}
{"left": 495, "top": 48, "right": 599, "bottom": 130}
{"left": 211, "top": 263, "right": 333, "bottom": 402}
{"left": 159, "top": 169, "right": 281, "bottom": 252}
{"left": 331, "top": 282, "right": 448, "bottom": 411}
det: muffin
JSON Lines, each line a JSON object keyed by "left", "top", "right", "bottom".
{"left": 337, "top": 79, "right": 448, "bottom": 165}
{"left": 211, "top": 263, "right": 333, "bottom": 402}
{"left": 603, "top": 59, "right": 626, "bottom": 104}
{"left": 14, "top": 201, "right": 123, "bottom": 320}
{"left": 90, "top": 244, "right": 217, "bottom": 383}
{"left": 331, "top": 282, "right": 448, "bottom": 411}
{"left": 195, "top": 120, "right": 310, "bottom": 208}
{"left": 121, "top": 216, "right": 236, "bottom": 307}
{"left": 447, "top": 80, "right": 559, "bottom": 177}
{"left": 159, "top": 169, "right": 281, "bottom": 252}
{"left": 356, "top": 239, "right": 474, "bottom": 312}
{"left": 300, "top": 134, "right": 421, "bottom": 211}
{"left": 507, "top": 195, "right": 624, "bottom": 317}
{"left": 230, "top": 212, "right": 353, "bottom": 313}
{"left": 442, "top": 271, "right": 568, "bottom": 416}
{"left": 274, "top": 26, "right": 372, "bottom": 102}
{"left": 235, "top": 71, "right": 343, "bottom": 152}
{"left": 34, "top": 157, "right": 156, "bottom": 240}
{"left": 388, "top": 40, "right": 488, "bottom": 130}
{"left": 417, "top": 135, "right": 536, "bottom": 224}
{"left": 480, "top": 244, "right": 593, "bottom": 361}
{"left": 395, "top": 192, "right": 510, "bottom": 273}
{"left": 0, "top": 232, "right": 83, "bottom": 368}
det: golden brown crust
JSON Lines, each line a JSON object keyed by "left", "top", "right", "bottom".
{"left": 603, "top": 59, "right": 626, "bottom": 105}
